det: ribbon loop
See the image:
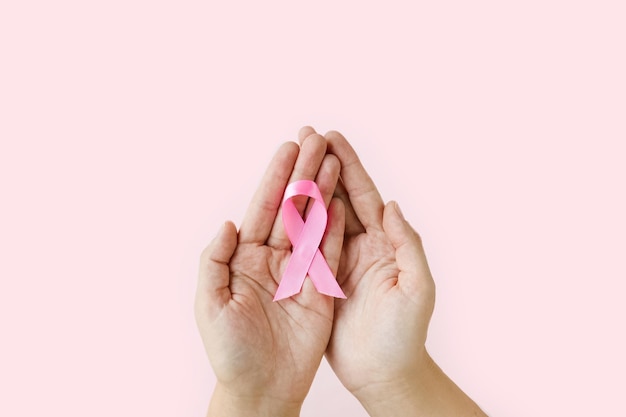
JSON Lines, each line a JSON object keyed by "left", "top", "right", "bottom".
{"left": 273, "top": 180, "right": 346, "bottom": 301}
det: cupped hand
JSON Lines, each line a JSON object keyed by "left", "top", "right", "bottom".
{"left": 195, "top": 134, "right": 345, "bottom": 416}
{"left": 298, "top": 127, "right": 436, "bottom": 405}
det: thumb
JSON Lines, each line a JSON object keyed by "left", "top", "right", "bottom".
{"left": 382, "top": 202, "right": 435, "bottom": 297}
{"left": 196, "top": 221, "right": 238, "bottom": 320}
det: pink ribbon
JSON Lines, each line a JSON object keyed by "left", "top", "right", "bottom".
{"left": 273, "top": 180, "right": 346, "bottom": 301}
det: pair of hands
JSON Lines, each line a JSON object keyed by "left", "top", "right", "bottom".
{"left": 195, "top": 128, "right": 483, "bottom": 417}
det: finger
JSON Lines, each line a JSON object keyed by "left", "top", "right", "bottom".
{"left": 303, "top": 153, "right": 340, "bottom": 219}
{"left": 238, "top": 142, "right": 299, "bottom": 244}
{"left": 299, "top": 126, "right": 333, "bottom": 221}
{"left": 298, "top": 125, "right": 317, "bottom": 142}
{"left": 195, "top": 221, "right": 238, "bottom": 321}
{"left": 325, "top": 130, "right": 385, "bottom": 231}
{"left": 320, "top": 198, "right": 345, "bottom": 276}
{"left": 266, "top": 134, "right": 327, "bottom": 248}
{"left": 286, "top": 133, "right": 328, "bottom": 215}
{"left": 301, "top": 127, "right": 364, "bottom": 235}
{"left": 334, "top": 177, "right": 365, "bottom": 236}
{"left": 382, "top": 202, "right": 435, "bottom": 299}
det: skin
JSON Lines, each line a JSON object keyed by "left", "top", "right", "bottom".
{"left": 298, "top": 126, "right": 487, "bottom": 417}
{"left": 196, "top": 127, "right": 487, "bottom": 416}
{"left": 195, "top": 135, "right": 345, "bottom": 417}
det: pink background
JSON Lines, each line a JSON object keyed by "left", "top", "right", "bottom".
{"left": 1, "top": 1, "right": 625, "bottom": 416}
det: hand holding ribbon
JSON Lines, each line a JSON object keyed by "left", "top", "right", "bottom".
{"left": 195, "top": 133, "right": 345, "bottom": 417}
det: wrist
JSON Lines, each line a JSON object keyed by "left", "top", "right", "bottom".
{"left": 350, "top": 347, "right": 430, "bottom": 416}
{"left": 207, "top": 383, "right": 302, "bottom": 417}
{"left": 352, "top": 349, "right": 486, "bottom": 417}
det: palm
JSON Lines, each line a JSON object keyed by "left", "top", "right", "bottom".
{"left": 328, "top": 231, "right": 433, "bottom": 392}
{"left": 207, "top": 242, "right": 333, "bottom": 401}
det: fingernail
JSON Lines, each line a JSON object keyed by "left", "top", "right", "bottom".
{"left": 394, "top": 201, "right": 405, "bottom": 219}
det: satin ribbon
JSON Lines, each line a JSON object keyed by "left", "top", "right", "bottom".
{"left": 273, "top": 180, "right": 346, "bottom": 301}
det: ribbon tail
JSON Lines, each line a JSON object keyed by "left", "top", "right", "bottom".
{"left": 273, "top": 282, "right": 304, "bottom": 301}
{"left": 273, "top": 256, "right": 308, "bottom": 301}
{"left": 307, "top": 250, "right": 346, "bottom": 299}
{"left": 274, "top": 234, "right": 319, "bottom": 301}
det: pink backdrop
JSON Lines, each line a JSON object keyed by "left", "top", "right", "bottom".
{"left": 1, "top": 1, "right": 625, "bottom": 416}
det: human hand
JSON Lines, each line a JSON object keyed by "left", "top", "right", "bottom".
{"left": 299, "top": 127, "right": 485, "bottom": 416}
{"left": 195, "top": 134, "right": 345, "bottom": 417}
